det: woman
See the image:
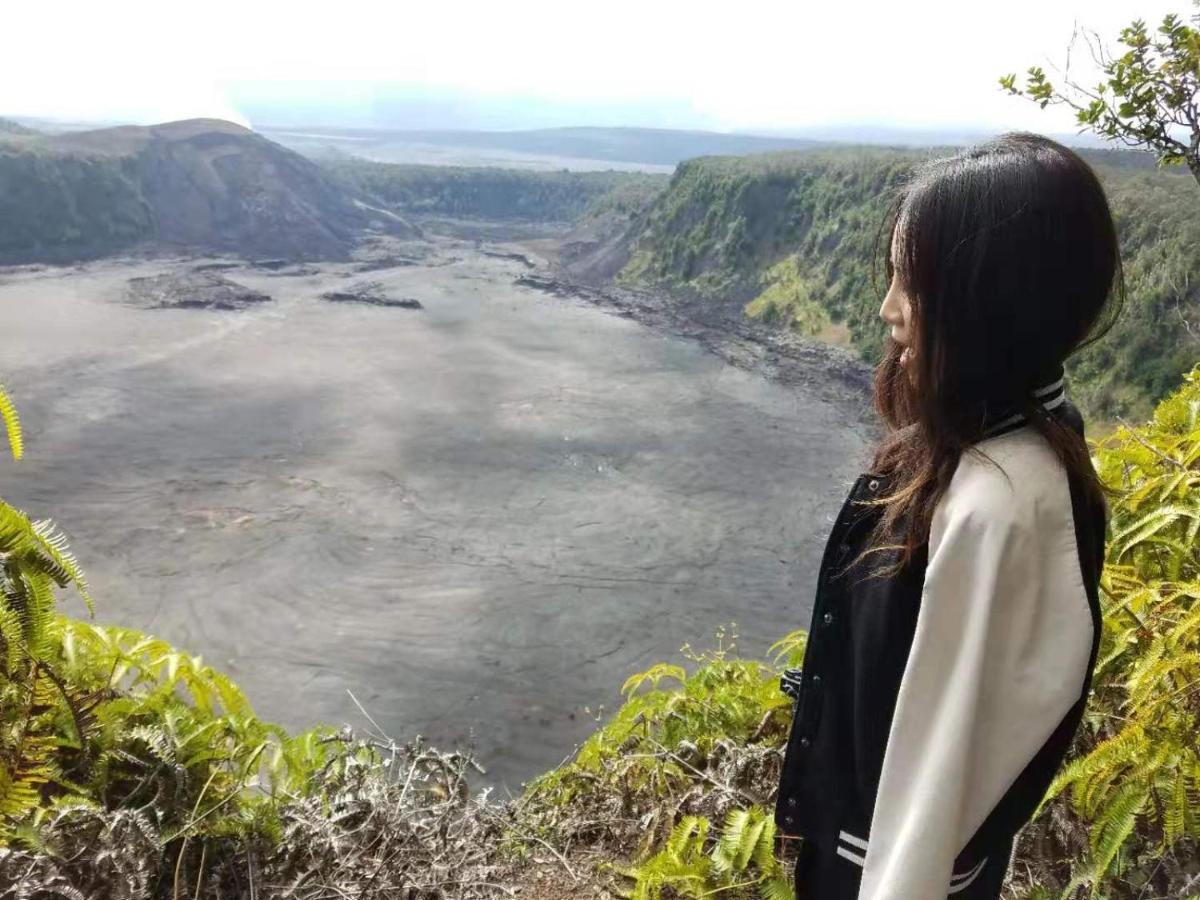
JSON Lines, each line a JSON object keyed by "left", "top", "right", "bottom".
{"left": 774, "top": 132, "right": 1123, "bottom": 899}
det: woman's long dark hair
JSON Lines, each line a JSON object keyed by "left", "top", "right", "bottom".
{"left": 855, "top": 131, "right": 1125, "bottom": 576}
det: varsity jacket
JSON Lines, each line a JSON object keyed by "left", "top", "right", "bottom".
{"left": 774, "top": 365, "right": 1108, "bottom": 899}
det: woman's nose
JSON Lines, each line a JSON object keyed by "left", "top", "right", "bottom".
{"left": 879, "top": 292, "right": 897, "bottom": 325}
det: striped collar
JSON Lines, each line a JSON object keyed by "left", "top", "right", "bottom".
{"left": 859, "top": 364, "right": 1074, "bottom": 488}
{"left": 980, "top": 365, "right": 1069, "bottom": 439}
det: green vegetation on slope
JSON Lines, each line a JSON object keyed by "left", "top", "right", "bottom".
{"left": 744, "top": 257, "right": 836, "bottom": 340}
{"left": 617, "top": 148, "right": 919, "bottom": 345}
{"left": 1071, "top": 169, "right": 1200, "bottom": 414}
{"left": 327, "top": 157, "right": 668, "bottom": 224}
{"left": 3, "top": 361, "right": 1199, "bottom": 897}
{"left": 0, "top": 149, "right": 153, "bottom": 260}
{"left": 0, "top": 120, "right": 400, "bottom": 263}
{"left": 616, "top": 148, "right": 1199, "bottom": 422}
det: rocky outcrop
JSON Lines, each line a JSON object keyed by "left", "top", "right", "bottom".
{"left": 126, "top": 271, "right": 271, "bottom": 310}
{"left": 319, "top": 280, "right": 423, "bottom": 308}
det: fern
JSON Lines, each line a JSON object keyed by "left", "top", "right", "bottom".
{"left": 0, "top": 503, "right": 92, "bottom": 613}
{"left": 620, "top": 806, "right": 791, "bottom": 900}
{"left": 0, "top": 384, "right": 23, "bottom": 461}
{"left": 1027, "top": 362, "right": 1200, "bottom": 896}
{"left": 0, "top": 389, "right": 336, "bottom": 853}
{"left": 1089, "top": 782, "right": 1148, "bottom": 892}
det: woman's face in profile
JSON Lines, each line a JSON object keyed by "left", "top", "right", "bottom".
{"left": 879, "top": 222, "right": 915, "bottom": 372}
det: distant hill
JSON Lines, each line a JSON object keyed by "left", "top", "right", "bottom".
{"left": 327, "top": 158, "right": 667, "bottom": 223}
{"left": 262, "top": 123, "right": 1164, "bottom": 174}
{"left": 262, "top": 125, "right": 827, "bottom": 171}
{"left": 0, "top": 118, "right": 415, "bottom": 263}
{"left": 0, "top": 118, "right": 39, "bottom": 136}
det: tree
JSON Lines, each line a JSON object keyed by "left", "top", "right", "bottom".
{"left": 999, "top": 4, "right": 1200, "bottom": 186}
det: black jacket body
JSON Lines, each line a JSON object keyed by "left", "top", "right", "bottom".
{"left": 774, "top": 376, "right": 1107, "bottom": 899}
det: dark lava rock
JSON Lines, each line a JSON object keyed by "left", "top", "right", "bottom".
{"left": 127, "top": 272, "right": 272, "bottom": 311}
{"left": 354, "top": 255, "right": 420, "bottom": 273}
{"left": 191, "top": 261, "right": 242, "bottom": 273}
{"left": 515, "top": 274, "right": 595, "bottom": 300}
{"left": 254, "top": 260, "right": 321, "bottom": 276}
{"left": 319, "top": 281, "right": 422, "bottom": 309}
{"left": 481, "top": 249, "right": 535, "bottom": 268}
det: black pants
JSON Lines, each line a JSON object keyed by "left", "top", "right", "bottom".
{"left": 792, "top": 835, "right": 1012, "bottom": 899}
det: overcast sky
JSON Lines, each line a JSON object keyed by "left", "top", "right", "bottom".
{"left": 0, "top": 0, "right": 1185, "bottom": 132}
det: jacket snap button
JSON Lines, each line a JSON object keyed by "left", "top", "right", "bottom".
{"left": 787, "top": 796, "right": 797, "bottom": 808}
{"left": 800, "top": 737, "right": 811, "bottom": 748}
{"left": 785, "top": 814, "right": 794, "bottom": 825}
{"left": 823, "top": 612, "right": 834, "bottom": 625}
{"left": 811, "top": 674, "right": 821, "bottom": 685}
{"left": 868, "top": 478, "right": 879, "bottom": 490}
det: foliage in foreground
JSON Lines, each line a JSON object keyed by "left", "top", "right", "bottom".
{"left": 0, "top": 379, "right": 351, "bottom": 855}
{"left": 0, "top": 384, "right": 540, "bottom": 898}
{"left": 519, "top": 623, "right": 805, "bottom": 898}
{"left": 524, "top": 362, "right": 1200, "bottom": 900}
{"left": 3, "top": 364, "right": 1200, "bottom": 899}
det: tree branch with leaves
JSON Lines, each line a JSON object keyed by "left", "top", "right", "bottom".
{"left": 1000, "top": 4, "right": 1200, "bottom": 186}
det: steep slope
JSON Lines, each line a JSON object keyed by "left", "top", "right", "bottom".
{"left": 603, "top": 148, "right": 1199, "bottom": 420}
{"left": 0, "top": 119, "right": 415, "bottom": 262}
{"left": 606, "top": 147, "right": 921, "bottom": 350}
{"left": 327, "top": 158, "right": 667, "bottom": 224}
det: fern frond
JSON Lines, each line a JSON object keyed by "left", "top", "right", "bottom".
{"left": 738, "top": 815, "right": 767, "bottom": 871}
{"left": 752, "top": 816, "right": 778, "bottom": 871}
{"left": 716, "top": 807, "right": 749, "bottom": 865}
{"left": 1088, "top": 781, "right": 1148, "bottom": 887}
{"left": 760, "top": 875, "right": 796, "bottom": 900}
{"left": 667, "top": 814, "right": 708, "bottom": 858}
{"left": 622, "top": 663, "right": 688, "bottom": 699}
{"left": 0, "top": 384, "right": 23, "bottom": 461}
{"left": 0, "top": 503, "right": 92, "bottom": 613}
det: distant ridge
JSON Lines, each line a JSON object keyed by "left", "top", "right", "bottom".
{"left": 261, "top": 124, "right": 826, "bottom": 170}
{"left": 0, "top": 118, "right": 416, "bottom": 263}
{"left": 0, "top": 118, "right": 39, "bottom": 136}
{"left": 260, "top": 122, "right": 1163, "bottom": 175}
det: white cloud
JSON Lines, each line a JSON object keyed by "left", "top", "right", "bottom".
{"left": 0, "top": 0, "right": 1185, "bottom": 131}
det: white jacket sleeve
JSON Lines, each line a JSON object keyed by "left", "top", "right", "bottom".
{"left": 857, "top": 455, "right": 1094, "bottom": 900}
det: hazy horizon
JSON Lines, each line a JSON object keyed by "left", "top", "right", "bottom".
{"left": 0, "top": 0, "right": 1183, "bottom": 136}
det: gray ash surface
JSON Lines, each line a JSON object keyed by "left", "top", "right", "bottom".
{"left": 1, "top": 238, "right": 875, "bottom": 797}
